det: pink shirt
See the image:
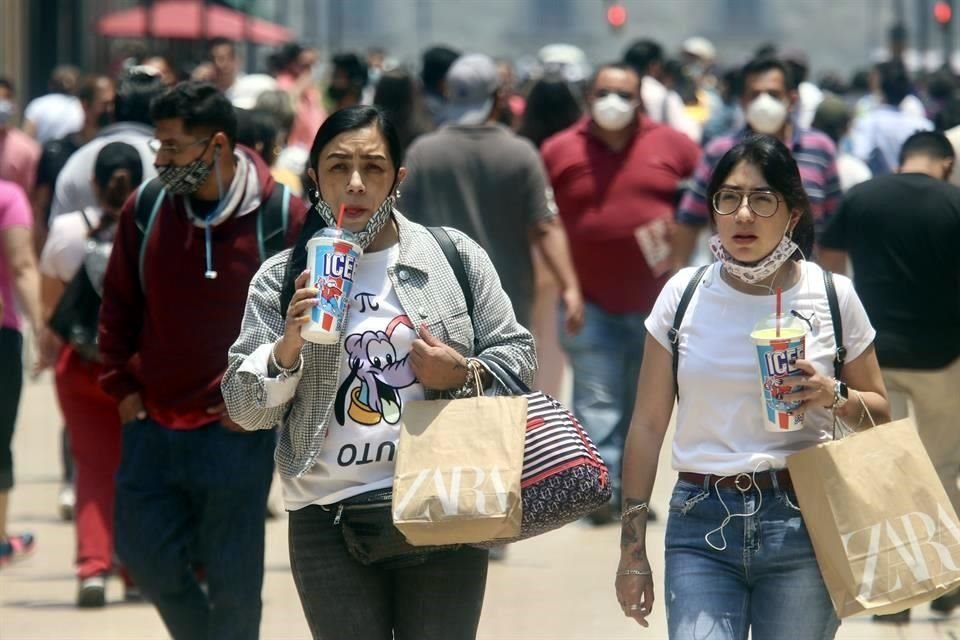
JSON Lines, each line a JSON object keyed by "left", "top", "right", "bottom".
{"left": 0, "top": 180, "right": 33, "bottom": 330}
{"left": 0, "top": 127, "right": 41, "bottom": 193}
{"left": 277, "top": 72, "right": 327, "bottom": 149}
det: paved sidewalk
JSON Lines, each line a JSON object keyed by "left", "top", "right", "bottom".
{"left": 1, "top": 375, "right": 957, "bottom": 639}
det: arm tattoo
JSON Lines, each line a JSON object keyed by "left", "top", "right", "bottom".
{"left": 620, "top": 498, "right": 649, "bottom": 555}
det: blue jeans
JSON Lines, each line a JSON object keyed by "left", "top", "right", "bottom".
{"left": 115, "top": 418, "right": 275, "bottom": 640}
{"left": 559, "top": 302, "right": 646, "bottom": 501}
{"left": 664, "top": 476, "right": 840, "bottom": 640}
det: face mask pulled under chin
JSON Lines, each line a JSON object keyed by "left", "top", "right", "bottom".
{"left": 745, "top": 93, "right": 788, "bottom": 134}
{"left": 592, "top": 94, "right": 636, "bottom": 131}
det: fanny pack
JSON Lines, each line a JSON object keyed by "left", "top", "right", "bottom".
{"left": 332, "top": 488, "right": 455, "bottom": 569}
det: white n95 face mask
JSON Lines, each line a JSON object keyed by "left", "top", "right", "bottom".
{"left": 746, "top": 93, "right": 788, "bottom": 134}
{"left": 592, "top": 94, "right": 636, "bottom": 131}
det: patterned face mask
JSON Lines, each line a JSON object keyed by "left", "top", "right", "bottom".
{"left": 156, "top": 142, "right": 214, "bottom": 196}
{"left": 709, "top": 230, "right": 799, "bottom": 285}
{"left": 313, "top": 195, "right": 396, "bottom": 250}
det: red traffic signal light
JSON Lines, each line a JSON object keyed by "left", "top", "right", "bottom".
{"left": 607, "top": 3, "right": 627, "bottom": 29}
{"left": 935, "top": 1, "right": 953, "bottom": 25}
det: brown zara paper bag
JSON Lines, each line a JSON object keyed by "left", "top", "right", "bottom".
{"left": 392, "top": 395, "right": 527, "bottom": 546}
{"left": 787, "top": 419, "right": 960, "bottom": 618}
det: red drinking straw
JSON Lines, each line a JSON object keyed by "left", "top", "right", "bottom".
{"left": 775, "top": 287, "right": 782, "bottom": 337}
{"left": 336, "top": 203, "right": 346, "bottom": 229}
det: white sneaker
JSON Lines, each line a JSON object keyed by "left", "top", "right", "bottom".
{"left": 58, "top": 485, "right": 75, "bottom": 521}
{"left": 77, "top": 575, "right": 106, "bottom": 608}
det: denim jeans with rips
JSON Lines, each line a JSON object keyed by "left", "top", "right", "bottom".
{"left": 664, "top": 475, "right": 840, "bottom": 640}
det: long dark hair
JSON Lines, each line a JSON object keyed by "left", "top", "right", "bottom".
{"left": 279, "top": 106, "right": 404, "bottom": 312}
{"left": 518, "top": 75, "right": 583, "bottom": 148}
{"left": 705, "top": 134, "right": 814, "bottom": 260}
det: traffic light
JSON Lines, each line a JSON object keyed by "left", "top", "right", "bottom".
{"left": 935, "top": 0, "right": 953, "bottom": 25}
{"left": 606, "top": 3, "right": 627, "bottom": 31}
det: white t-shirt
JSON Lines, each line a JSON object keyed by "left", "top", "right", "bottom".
{"left": 283, "top": 244, "right": 425, "bottom": 509}
{"left": 24, "top": 94, "right": 84, "bottom": 145}
{"left": 645, "top": 261, "right": 876, "bottom": 474}
{"left": 39, "top": 207, "right": 103, "bottom": 281}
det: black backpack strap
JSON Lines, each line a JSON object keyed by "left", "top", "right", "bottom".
{"left": 670, "top": 265, "right": 709, "bottom": 400}
{"left": 257, "top": 184, "right": 291, "bottom": 261}
{"left": 426, "top": 226, "right": 475, "bottom": 319}
{"left": 823, "top": 270, "right": 845, "bottom": 379}
{"left": 133, "top": 178, "right": 167, "bottom": 289}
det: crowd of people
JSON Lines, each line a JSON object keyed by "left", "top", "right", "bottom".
{"left": 0, "top": 23, "right": 957, "bottom": 639}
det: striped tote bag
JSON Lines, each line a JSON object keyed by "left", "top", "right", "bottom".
{"left": 479, "top": 358, "right": 613, "bottom": 544}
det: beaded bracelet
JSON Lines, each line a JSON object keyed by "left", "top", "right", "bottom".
{"left": 270, "top": 342, "right": 303, "bottom": 378}
{"left": 617, "top": 568, "right": 652, "bottom": 577}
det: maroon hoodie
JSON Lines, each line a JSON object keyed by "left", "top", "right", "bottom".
{"left": 99, "top": 146, "right": 307, "bottom": 429}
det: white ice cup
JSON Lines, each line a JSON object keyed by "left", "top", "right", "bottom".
{"left": 301, "top": 228, "right": 362, "bottom": 344}
{"left": 750, "top": 314, "right": 807, "bottom": 433}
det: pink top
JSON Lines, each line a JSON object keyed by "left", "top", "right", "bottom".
{"left": 0, "top": 180, "right": 33, "bottom": 330}
{"left": 0, "top": 127, "right": 41, "bottom": 193}
{"left": 277, "top": 72, "right": 327, "bottom": 149}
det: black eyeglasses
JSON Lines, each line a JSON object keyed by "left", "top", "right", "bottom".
{"left": 712, "top": 189, "right": 782, "bottom": 218}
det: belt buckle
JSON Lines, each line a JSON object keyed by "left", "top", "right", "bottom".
{"left": 734, "top": 473, "right": 753, "bottom": 492}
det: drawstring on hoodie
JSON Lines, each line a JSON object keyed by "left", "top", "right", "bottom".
{"left": 204, "top": 151, "right": 223, "bottom": 280}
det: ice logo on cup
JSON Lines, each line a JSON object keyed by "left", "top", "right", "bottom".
{"left": 302, "top": 228, "right": 362, "bottom": 344}
{"left": 751, "top": 314, "right": 807, "bottom": 432}
{"left": 314, "top": 244, "right": 356, "bottom": 328}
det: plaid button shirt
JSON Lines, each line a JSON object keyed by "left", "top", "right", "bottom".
{"left": 221, "top": 211, "right": 537, "bottom": 478}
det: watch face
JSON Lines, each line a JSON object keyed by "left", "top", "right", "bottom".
{"left": 838, "top": 381, "right": 849, "bottom": 399}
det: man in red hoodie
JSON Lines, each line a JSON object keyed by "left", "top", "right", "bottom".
{"left": 98, "top": 82, "right": 306, "bottom": 640}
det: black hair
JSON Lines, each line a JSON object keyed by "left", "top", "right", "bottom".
{"left": 332, "top": 52, "right": 369, "bottom": 90}
{"left": 623, "top": 39, "right": 663, "bottom": 76}
{"left": 784, "top": 58, "right": 808, "bottom": 86}
{"left": 741, "top": 57, "right": 796, "bottom": 95}
{"left": 235, "top": 108, "right": 278, "bottom": 163}
{"left": 268, "top": 43, "right": 305, "bottom": 75}
{"left": 94, "top": 141, "right": 143, "bottom": 210}
{"left": 754, "top": 43, "right": 779, "bottom": 59}
{"left": 279, "top": 106, "right": 404, "bottom": 312}
{"left": 928, "top": 67, "right": 957, "bottom": 101}
{"left": 849, "top": 68, "right": 871, "bottom": 94}
{"left": 114, "top": 68, "right": 165, "bottom": 125}
{"left": 586, "top": 62, "right": 639, "bottom": 94}
{"left": 936, "top": 95, "right": 960, "bottom": 130}
{"left": 421, "top": 45, "right": 461, "bottom": 95}
{"left": 876, "top": 60, "right": 912, "bottom": 106}
{"left": 889, "top": 22, "right": 908, "bottom": 44}
{"left": 518, "top": 74, "right": 583, "bottom": 148}
{"left": 373, "top": 67, "right": 430, "bottom": 150}
{"left": 706, "top": 134, "right": 814, "bottom": 260}
{"left": 150, "top": 82, "right": 238, "bottom": 146}
{"left": 899, "top": 130, "right": 955, "bottom": 165}
{"left": 0, "top": 77, "right": 14, "bottom": 94}
{"left": 208, "top": 37, "right": 236, "bottom": 55}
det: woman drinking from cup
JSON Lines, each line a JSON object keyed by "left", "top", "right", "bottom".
{"left": 221, "top": 105, "right": 536, "bottom": 640}
{"left": 615, "top": 134, "right": 890, "bottom": 639}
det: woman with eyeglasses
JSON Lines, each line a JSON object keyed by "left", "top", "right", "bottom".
{"left": 614, "top": 134, "right": 889, "bottom": 639}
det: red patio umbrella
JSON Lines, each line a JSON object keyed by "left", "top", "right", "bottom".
{"left": 96, "top": 0, "right": 291, "bottom": 45}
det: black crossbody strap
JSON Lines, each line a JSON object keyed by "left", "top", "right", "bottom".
{"left": 670, "top": 265, "right": 709, "bottom": 400}
{"left": 426, "top": 226, "right": 475, "bottom": 318}
{"left": 823, "top": 270, "right": 845, "bottom": 379}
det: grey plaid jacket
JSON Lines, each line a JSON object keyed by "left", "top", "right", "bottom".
{"left": 221, "top": 211, "right": 537, "bottom": 478}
